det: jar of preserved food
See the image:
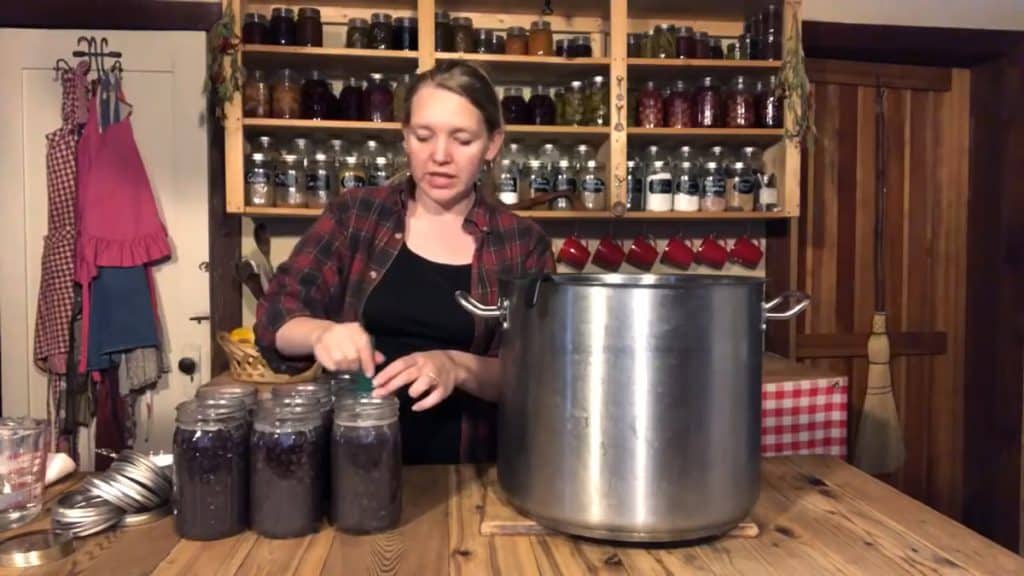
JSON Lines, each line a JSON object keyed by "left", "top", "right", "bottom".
{"left": 562, "top": 81, "right": 585, "bottom": 126}
{"left": 392, "top": 17, "right": 418, "bottom": 51}
{"left": 246, "top": 150, "right": 274, "bottom": 207}
{"left": 553, "top": 88, "right": 565, "bottom": 125}
{"left": 553, "top": 39, "right": 566, "bottom": 57}
{"left": 709, "top": 38, "right": 724, "bottom": 59}
{"left": 369, "top": 13, "right": 393, "bottom": 49}
{"left": 296, "top": 7, "right": 323, "bottom": 47}
{"left": 339, "top": 155, "right": 367, "bottom": 190}
{"left": 645, "top": 159, "right": 673, "bottom": 212}
{"left": 528, "top": 86, "right": 556, "bottom": 125}
{"left": 726, "top": 75, "right": 756, "bottom": 128}
{"left": 329, "top": 139, "right": 346, "bottom": 168}
{"left": 650, "top": 25, "right": 675, "bottom": 59}
{"left": 501, "top": 87, "right": 530, "bottom": 125}
{"left": 570, "top": 35, "right": 593, "bottom": 57}
{"left": 435, "top": 11, "right": 453, "bottom": 51}
{"left": 273, "top": 385, "right": 332, "bottom": 504}
{"left": 640, "top": 31, "right": 653, "bottom": 58}
{"left": 725, "top": 159, "right": 756, "bottom": 211}
{"left": 452, "top": 17, "right": 474, "bottom": 52}
{"left": 388, "top": 73, "right": 409, "bottom": 122}
{"left": 625, "top": 160, "right": 644, "bottom": 211}
{"left": 496, "top": 157, "right": 520, "bottom": 206}
{"left": 528, "top": 20, "right": 553, "bottom": 55}
{"left": 250, "top": 398, "right": 324, "bottom": 538}
{"left": 525, "top": 159, "right": 552, "bottom": 199}
{"left": 271, "top": 68, "right": 302, "bottom": 119}
{"left": 701, "top": 159, "right": 727, "bottom": 211}
{"left": 290, "top": 138, "right": 311, "bottom": 169}
{"left": 662, "top": 80, "right": 694, "bottom": 128}
{"left": 762, "top": 3, "right": 782, "bottom": 60}
{"left": 173, "top": 397, "right": 249, "bottom": 541}
{"left": 584, "top": 75, "right": 609, "bottom": 126}
{"left": 331, "top": 390, "right": 401, "bottom": 534}
{"left": 243, "top": 12, "right": 270, "bottom": 44}
{"left": 672, "top": 146, "right": 701, "bottom": 212}
{"left": 243, "top": 69, "right": 271, "bottom": 117}
{"left": 493, "top": 33, "right": 506, "bottom": 54}
{"left": 197, "top": 383, "right": 258, "bottom": 421}
{"left": 270, "top": 7, "right": 296, "bottom": 46}
{"left": 579, "top": 160, "right": 606, "bottom": 211}
{"left": 627, "top": 89, "right": 637, "bottom": 126}
{"left": 307, "top": 149, "right": 334, "bottom": 208}
{"left": 475, "top": 28, "right": 496, "bottom": 53}
{"left": 506, "top": 26, "right": 528, "bottom": 55}
{"left": 746, "top": 16, "right": 763, "bottom": 60}
{"left": 636, "top": 81, "right": 663, "bottom": 128}
{"left": 627, "top": 33, "right": 644, "bottom": 58}
{"left": 736, "top": 33, "right": 753, "bottom": 60}
{"left": 275, "top": 154, "right": 306, "bottom": 207}
{"left": 758, "top": 76, "right": 783, "bottom": 128}
{"left": 695, "top": 76, "right": 722, "bottom": 128}
{"left": 675, "top": 26, "right": 696, "bottom": 59}
{"left": 301, "top": 71, "right": 334, "bottom": 120}
{"left": 365, "top": 74, "right": 394, "bottom": 122}
{"left": 726, "top": 41, "right": 739, "bottom": 60}
{"left": 694, "top": 31, "right": 711, "bottom": 58}
{"left": 346, "top": 18, "right": 370, "bottom": 49}
{"left": 367, "top": 155, "right": 392, "bottom": 187}
{"left": 338, "top": 78, "right": 364, "bottom": 121}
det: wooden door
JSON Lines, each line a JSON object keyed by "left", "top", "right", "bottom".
{"left": 790, "top": 60, "right": 971, "bottom": 519}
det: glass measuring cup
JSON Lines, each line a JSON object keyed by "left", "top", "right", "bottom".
{"left": 0, "top": 418, "right": 49, "bottom": 530}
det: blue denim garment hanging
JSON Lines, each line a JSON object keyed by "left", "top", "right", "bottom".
{"left": 85, "top": 266, "right": 160, "bottom": 371}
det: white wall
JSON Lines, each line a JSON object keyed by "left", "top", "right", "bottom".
{"left": 803, "top": 0, "right": 1024, "bottom": 31}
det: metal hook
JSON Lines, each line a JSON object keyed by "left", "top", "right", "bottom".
{"left": 111, "top": 60, "right": 123, "bottom": 80}
{"left": 99, "top": 38, "right": 109, "bottom": 75}
{"left": 541, "top": 0, "right": 553, "bottom": 16}
{"left": 52, "top": 58, "right": 73, "bottom": 81}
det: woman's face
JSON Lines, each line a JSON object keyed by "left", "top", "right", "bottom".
{"left": 403, "top": 84, "right": 503, "bottom": 209}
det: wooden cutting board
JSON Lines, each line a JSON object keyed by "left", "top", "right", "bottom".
{"left": 478, "top": 468, "right": 759, "bottom": 539}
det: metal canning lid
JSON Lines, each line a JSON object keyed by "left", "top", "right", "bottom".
{"left": 120, "top": 504, "right": 171, "bottom": 528}
{"left": 0, "top": 530, "right": 74, "bottom": 567}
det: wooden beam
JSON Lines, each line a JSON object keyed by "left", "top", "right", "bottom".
{"left": 796, "top": 331, "right": 947, "bottom": 359}
{"left": 806, "top": 59, "right": 952, "bottom": 92}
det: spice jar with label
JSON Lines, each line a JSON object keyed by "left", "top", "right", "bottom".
{"left": 673, "top": 146, "right": 701, "bottom": 212}
{"left": 528, "top": 86, "right": 556, "bottom": 125}
{"left": 580, "top": 160, "right": 607, "bottom": 211}
{"left": 637, "top": 81, "right": 664, "bottom": 128}
{"left": 501, "top": 87, "right": 530, "bottom": 125}
{"left": 173, "top": 398, "right": 249, "bottom": 541}
{"left": 369, "top": 13, "right": 393, "bottom": 49}
{"left": 339, "top": 155, "right": 367, "bottom": 190}
{"left": 331, "top": 390, "right": 402, "bottom": 534}
{"left": 625, "top": 160, "right": 645, "bottom": 211}
{"left": 726, "top": 159, "right": 756, "bottom": 211}
{"left": 675, "top": 26, "right": 696, "bottom": 59}
{"left": 338, "top": 78, "right": 365, "bottom": 121}
{"left": 562, "top": 81, "right": 586, "bottom": 126}
{"left": 243, "top": 70, "right": 272, "bottom": 118}
{"left": 694, "top": 31, "right": 711, "bottom": 58}
{"left": 346, "top": 18, "right": 370, "bottom": 48}
{"left": 365, "top": 74, "right": 394, "bottom": 122}
{"left": 525, "top": 159, "right": 552, "bottom": 199}
{"left": 584, "top": 75, "right": 609, "bottom": 126}
{"left": 296, "top": 7, "right": 323, "bottom": 47}
{"left": 392, "top": 17, "right": 418, "bottom": 51}
{"left": 650, "top": 25, "right": 675, "bottom": 59}
{"left": 528, "top": 20, "right": 554, "bottom": 55}
{"left": 452, "top": 17, "right": 474, "bottom": 52}
{"left": 367, "top": 154, "right": 393, "bottom": 187}
{"left": 246, "top": 149, "right": 274, "bottom": 207}
{"left": 550, "top": 159, "right": 577, "bottom": 210}
{"left": 700, "top": 158, "right": 727, "bottom": 212}
{"left": 435, "top": 11, "right": 453, "bottom": 51}
{"left": 496, "top": 157, "right": 520, "bottom": 206}
{"left": 275, "top": 154, "right": 307, "bottom": 207}
{"left": 272, "top": 69, "right": 302, "bottom": 119}
{"left": 726, "top": 75, "right": 756, "bottom": 128}
{"left": 250, "top": 398, "right": 324, "bottom": 539}
{"left": 505, "top": 26, "right": 528, "bottom": 55}
{"left": 307, "top": 149, "right": 334, "bottom": 208}
{"left": 663, "top": 80, "right": 694, "bottom": 128}
{"left": 645, "top": 159, "right": 674, "bottom": 212}
{"left": 757, "top": 76, "right": 783, "bottom": 128}
{"left": 243, "top": 12, "right": 270, "bottom": 44}
{"left": 695, "top": 76, "right": 722, "bottom": 128}
{"left": 301, "top": 71, "right": 334, "bottom": 120}
{"left": 290, "top": 138, "right": 312, "bottom": 169}
{"left": 270, "top": 7, "right": 297, "bottom": 45}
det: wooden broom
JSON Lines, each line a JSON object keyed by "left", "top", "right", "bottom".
{"left": 854, "top": 86, "right": 906, "bottom": 474}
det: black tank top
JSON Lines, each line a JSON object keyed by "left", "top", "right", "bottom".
{"left": 362, "top": 243, "right": 474, "bottom": 465}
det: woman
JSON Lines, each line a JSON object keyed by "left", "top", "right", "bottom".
{"left": 255, "top": 61, "right": 555, "bottom": 465}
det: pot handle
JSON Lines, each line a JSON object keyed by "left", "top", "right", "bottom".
{"left": 455, "top": 291, "right": 510, "bottom": 329}
{"left": 764, "top": 291, "right": 811, "bottom": 321}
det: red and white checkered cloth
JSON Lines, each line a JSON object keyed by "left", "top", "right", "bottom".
{"left": 762, "top": 376, "right": 848, "bottom": 458}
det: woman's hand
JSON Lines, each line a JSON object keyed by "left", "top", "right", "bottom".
{"left": 311, "top": 322, "right": 385, "bottom": 376}
{"left": 371, "top": 350, "right": 459, "bottom": 411}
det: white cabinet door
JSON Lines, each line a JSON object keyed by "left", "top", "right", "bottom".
{"left": 0, "top": 29, "right": 210, "bottom": 457}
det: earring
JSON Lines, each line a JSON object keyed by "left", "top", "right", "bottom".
{"left": 483, "top": 159, "right": 494, "bottom": 172}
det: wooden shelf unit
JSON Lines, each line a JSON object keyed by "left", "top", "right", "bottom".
{"left": 223, "top": 0, "right": 802, "bottom": 219}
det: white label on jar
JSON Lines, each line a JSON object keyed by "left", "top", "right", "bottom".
{"left": 499, "top": 175, "right": 518, "bottom": 194}
{"left": 581, "top": 176, "right": 605, "bottom": 193}
{"left": 498, "top": 192, "right": 519, "bottom": 205}
{"left": 760, "top": 186, "right": 779, "bottom": 205}
{"left": 673, "top": 193, "right": 700, "bottom": 212}
{"left": 530, "top": 176, "right": 551, "bottom": 195}
{"left": 342, "top": 174, "right": 366, "bottom": 189}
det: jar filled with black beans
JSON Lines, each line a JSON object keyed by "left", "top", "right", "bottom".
{"left": 270, "top": 7, "right": 297, "bottom": 46}
{"left": 242, "top": 12, "right": 270, "bottom": 44}
{"left": 393, "top": 17, "right": 418, "bottom": 51}
{"left": 296, "top": 7, "right": 323, "bottom": 47}
{"left": 346, "top": 17, "right": 370, "bottom": 49}
{"left": 173, "top": 398, "right": 250, "bottom": 541}
{"left": 528, "top": 85, "right": 556, "bottom": 125}
{"left": 435, "top": 11, "right": 453, "bottom": 52}
{"left": 370, "top": 13, "right": 394, "bottom": 49}
{"left": 301, "top": 70, "right": 335, "bottom": 120}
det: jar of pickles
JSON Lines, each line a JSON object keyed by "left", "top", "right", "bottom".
{"left": 529, "top": 20, "right": 553, "bottom": 55}
{"left": 663, "top": 80, "right": 694, "bottom": 128}
{"left": 501, "top": 87, "right": 530, "bottom": 125}
{"left": 528, "top": 86, "right": 556, "bottom": 125}
{"left": 275, "top": 154, "right": 306, "bottom": 207}
{"left": 673, "top": 147, "right": 701, "bottom": 212}
{"left": 307, "top": 149, "right": 334, "bottom": 208}
{"left": 246, "top": 149, "right": 274, "bottom": 207}
{"left": 579, "top": 160, "right": 607, "bottom": 211}
{"left": 243, "top": 69, "right": 271, "bottom": 118}
{"left": 701, "top": 158, "right": 727, "bottom": 212}
{"left": 272, "top": 69, "right": 302, "bottom": 119}
{"left": 340, "top": 155, "right": 367, "bottom": 190}
{"left": 625, "top": 160, "right": 644, "bottom": 211}
{"left": 365, "top": 74, "right": 394, "bottom": 122}
{"left": 339, "top": 78, "right": 364, "bottom": 121}
{"left": 331, "top": 391, "right": 402, "bottom": 534}
{"left": 562, "top": 81, "right": 586, "bottom": 126}
{"left": 452, "top": 17, "right": 474, "bottom": 52}
{"left": 675, "top": 26, "right": 696, "bottom": 59}
{"left": 650, "top": 25, "right": 675, "bottom": 59}
{"left": 551, "top": 159, "right": 577, "bottom": 210}
{"left": 370, "top": 13, "right": 393, "bottom": 49}
{"left": 242, "top": 12, "right": 270, "bottom": 44}
{"left": 435, "top": 11, "right": 453, "bottom": 52}
{"left": 173, "top": 397, "right": 249, "bottom": 541}
{"left": 301, "top": 71, "right": 334, "bottom": 120}
{"left": 726, "top": 75, "right": 756, "bottom": 128}
{"left": 584, "top": 75, "right": 609, "bottom": 126}
{"left": 346, "top": 18, "right": 370, "bottom": 49}
{"left": 393, "top": 74, "right": 412, "bottom": 121}
{"left": 758, "top": 76, "right": 783, "bottom": 128}
{"left": 637, "top": 81, "right": 663, "bottom": 128}
{"left": 695, "top": 76, "right": 722, "bottom": 128}
{"left": 250, "top": 398, "right": 324, "bottom": 538}
{"left": 505, "top": 26, "right": 528, "bottom": 55}
{"left": 296, "top": 7, "right": 323, "bottom": 47}
{"left": 393, "top": 17, "right": 418, "bottom": 51}
{"left": 496, "top": 157, "right": 520, "bottom": 206}
{"left": 270, "top": 7, "right": 297, "bottom": 46}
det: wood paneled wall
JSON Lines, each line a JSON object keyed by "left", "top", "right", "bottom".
{"left": 792, "top": 62, "right": 971, "bottom": 521}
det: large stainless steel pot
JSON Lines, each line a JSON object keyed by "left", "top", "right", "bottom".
{"left": 456, "top": 274, "right": 808, "bottom": 543}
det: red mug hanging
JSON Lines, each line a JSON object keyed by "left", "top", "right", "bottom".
{"left": 556, "top": 235, "right": 591, "bottom": 270}
{"left": 661, "top": 235, "right": 696, "bottom": 270}
{"left": 729, "top": 236, "right": 764, "bottom": 268}
{"left": 625, "top": 234, "right": 659, "bottom": 271}
{"left": 696, "top": 234, "right": 728, "bottom": 269}
{"left": 592, "top": 236, "right": 626, "bottom": 272}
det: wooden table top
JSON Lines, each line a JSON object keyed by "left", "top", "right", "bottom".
{"left": 2, "top": 456, "right": 1021, "bottom": 575}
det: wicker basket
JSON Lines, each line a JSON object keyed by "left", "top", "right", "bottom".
{"left": 216, "top": 331, "right": 321, "bottom": 384}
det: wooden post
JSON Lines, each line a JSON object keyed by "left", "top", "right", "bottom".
{"left": 223, "top": 0, "right": 244, "bottom": 214}
{"left": 608, "top": 0, "right": 628, "bottom": 217}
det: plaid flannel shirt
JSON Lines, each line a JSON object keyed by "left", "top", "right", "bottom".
{"left": 255, "top": 180, "right": 555, "bottom": 462}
